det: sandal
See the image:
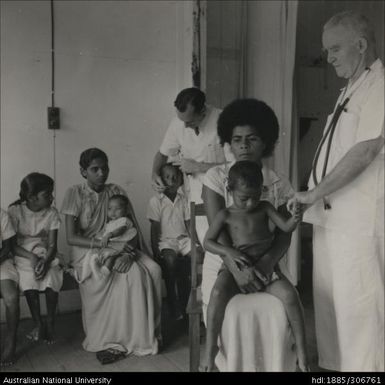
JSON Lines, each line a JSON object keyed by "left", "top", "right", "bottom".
{"left": 96, "top": 349, "right": 126, "bottom": 365}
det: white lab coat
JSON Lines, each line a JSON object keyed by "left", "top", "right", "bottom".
{"left": 304, "top": 59, "right": 384, "bottom": 371}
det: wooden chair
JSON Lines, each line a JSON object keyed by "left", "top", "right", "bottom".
{"left": 186, "top": 201, "right": 205, "bottom": 372}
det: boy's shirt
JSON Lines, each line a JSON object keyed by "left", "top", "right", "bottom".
{"left": 147, "top": 187, "right": 190, "bottom": 241}
{"left": 0, "top": 208, "right": 16, "bottom": 249}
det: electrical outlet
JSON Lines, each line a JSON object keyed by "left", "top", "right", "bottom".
{"left": 48, "top": 107, "right": 60, "bottom": 129}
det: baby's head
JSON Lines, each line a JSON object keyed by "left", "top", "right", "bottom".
{"left": 160, "top": 163, "right": 183, "bottom": 192}
{"left": 227, "top": 161, "right": 263, "bottom": 211}
{"left": 107, "top": 194, "right": 129, "bottom": 221}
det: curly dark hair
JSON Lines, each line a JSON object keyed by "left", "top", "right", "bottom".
{"left": 217, "top": 99, "right": 279, "bottom": 158}
{"left": 79, "top": 148, "right": 108, "bottom": 169}
{"left": 227, "top": 161, "right": 263, "bottom": 191}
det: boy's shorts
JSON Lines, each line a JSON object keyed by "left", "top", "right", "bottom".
{"left": 159, "top": 237, "right": 191, "bottom": 257}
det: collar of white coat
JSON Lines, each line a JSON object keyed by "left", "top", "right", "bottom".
{"left": 339, "top": 58, "right": 383, "bottom": 94}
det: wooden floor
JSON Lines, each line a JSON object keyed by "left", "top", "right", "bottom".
{"left": 1, "top": 251, "right": 321, "bottom": 372}
{"left": 0, "top": 308, "right": 197, "bottom": 372}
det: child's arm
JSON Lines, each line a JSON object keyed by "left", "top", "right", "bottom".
{"left": 65, "top": 215, "right": 103, "bottom": 248}
{"left": 11, "top": 237, "right": 41, "bottom": 267}
{"left": 204, "top": 210, "right": 249, "bottom": 269}
{"left": 35, "top": 229, "right": 58, "bottom": 280}
{"left": 150, "top": 220, "right": 162, "bottom": 260}
{"left": 101, "top": 225, "right": 128, "bottom": 247}
{"left": 0, "top": 237, "right": 13, "bottom": 263}
{"left": 263, "top": 201, "right": 301, "bottom": 233}
{"left": 44, "top": 229, "right": 58, "bottom": 263}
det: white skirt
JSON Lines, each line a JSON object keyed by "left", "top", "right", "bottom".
{"left": 202, "top": 251, "right": 296, "bottom": 372}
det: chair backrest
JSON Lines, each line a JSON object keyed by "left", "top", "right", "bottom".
{"left": 188, "top": 201, "right": 206, "bottom": 372}
{"left": 190, "top": 201, "right": 198, "bottom": 290}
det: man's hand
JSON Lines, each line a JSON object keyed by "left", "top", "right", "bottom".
{"left": 287, "top": 191, "right": 316, "bottom": 214}
{"left": 293, "top": 201, "right": 303, "bottom": 222}
{"left": 152, "top": 174, "right": 166, "bottom": 193}
{"left": 173, "top": 158, "right": 202, "bottom": 174}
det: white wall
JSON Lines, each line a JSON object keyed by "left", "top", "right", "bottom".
{"left": 1, "top": 0, "right": 193, "bottom": 317}
{"left": 1, "top": 0, "right": 193, "bottom": 255}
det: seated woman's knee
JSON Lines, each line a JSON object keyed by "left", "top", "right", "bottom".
{"left": 143, "top": 254, "right": 162, "bottom": 279}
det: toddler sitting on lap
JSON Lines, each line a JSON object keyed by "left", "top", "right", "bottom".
{"left": 97, "top": 194, "right": 138, "bottom": 274}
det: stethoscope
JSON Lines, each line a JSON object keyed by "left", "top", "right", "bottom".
{"left": 311, "top": 67, "right": 371, "bottom": 210}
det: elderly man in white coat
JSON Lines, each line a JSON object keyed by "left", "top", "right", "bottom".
{"left": 289, "top": 11, "right": 384, "bottom": 371}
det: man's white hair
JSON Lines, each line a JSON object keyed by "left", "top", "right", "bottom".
{"left": 324, "top": 10, "right": 376, "bottom": 48}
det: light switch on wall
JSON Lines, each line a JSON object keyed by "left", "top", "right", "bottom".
{"left": 48, "top": 107, "right": 60, "bottom": 130}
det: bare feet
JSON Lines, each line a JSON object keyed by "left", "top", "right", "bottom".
{"left": 26, "top": 325, "right": 45, "bottom": 342}
{"left": 198, "top": 362, "right": 215, "bottom": 372}
{"left": 297, "top": 352, "right": 310, "bottom": 372}
{"left": 45, "top": 319, "right": 56, "bottom": 344}
{"left": 199, "top": 349, "right": 217, "bottom": 372}
{"left": 0, "top": 339, "right": 16, "bottom": 367}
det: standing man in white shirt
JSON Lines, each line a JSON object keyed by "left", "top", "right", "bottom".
{"left": 152, "top": 88, "right": 227, "bottom": 244}
{"left": 289, "top": 11, "right": 384, "bottom": 371}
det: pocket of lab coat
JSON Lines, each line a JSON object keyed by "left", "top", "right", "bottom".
{"left": 335, "top": 111, "right": 359, "bottom": 152}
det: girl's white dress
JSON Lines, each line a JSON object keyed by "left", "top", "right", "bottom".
{"left": 0, "top": 208, "right": 18, "bottom": 283}
{"left": 8, "top": 203, "right": 63, "bottom": 292}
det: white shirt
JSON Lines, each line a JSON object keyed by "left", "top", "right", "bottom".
{"left": 0, "top": 208, "right": 16, "bottom": 248}
{"left": 304, "top": 59, "right": 384, "bottom": 237}
{"left": 147, "top": 188, "right": 190, "bottom": 241}
{"left": 159, "top": 105, "right": 226, "bottom": 204}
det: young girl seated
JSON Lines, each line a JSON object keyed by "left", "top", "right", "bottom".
{"left": 8, "top": 173, "right": 63, "bottom": 343}
{"left": 147, "top": 163, "right": 202, "bottom": 321}
{"left": 202, "top": 161, "right": 308, "bottom": 372}
{"left": 97, "top": 194, "right": 138, "bottom": 275}
{"left": 0, "top": 209, "right": 19, "bottom": 366}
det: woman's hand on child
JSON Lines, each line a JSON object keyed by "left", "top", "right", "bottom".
{"left": 232, "top": 266, "right": 264, "bottom": 293}
{"left": 122, "top": 243, "right": 137, "bottom": 258}
{"left": 112, "top": 253, "right": 134, "bottom": 273}
{"left": 224, "top": 249, "right": 249, "bottom": 267}
{"left": 101, "top": 233, "right": 112, "bottom": 248}
{"left": 253, "top": 254, "right": 275, "bottom": 279}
